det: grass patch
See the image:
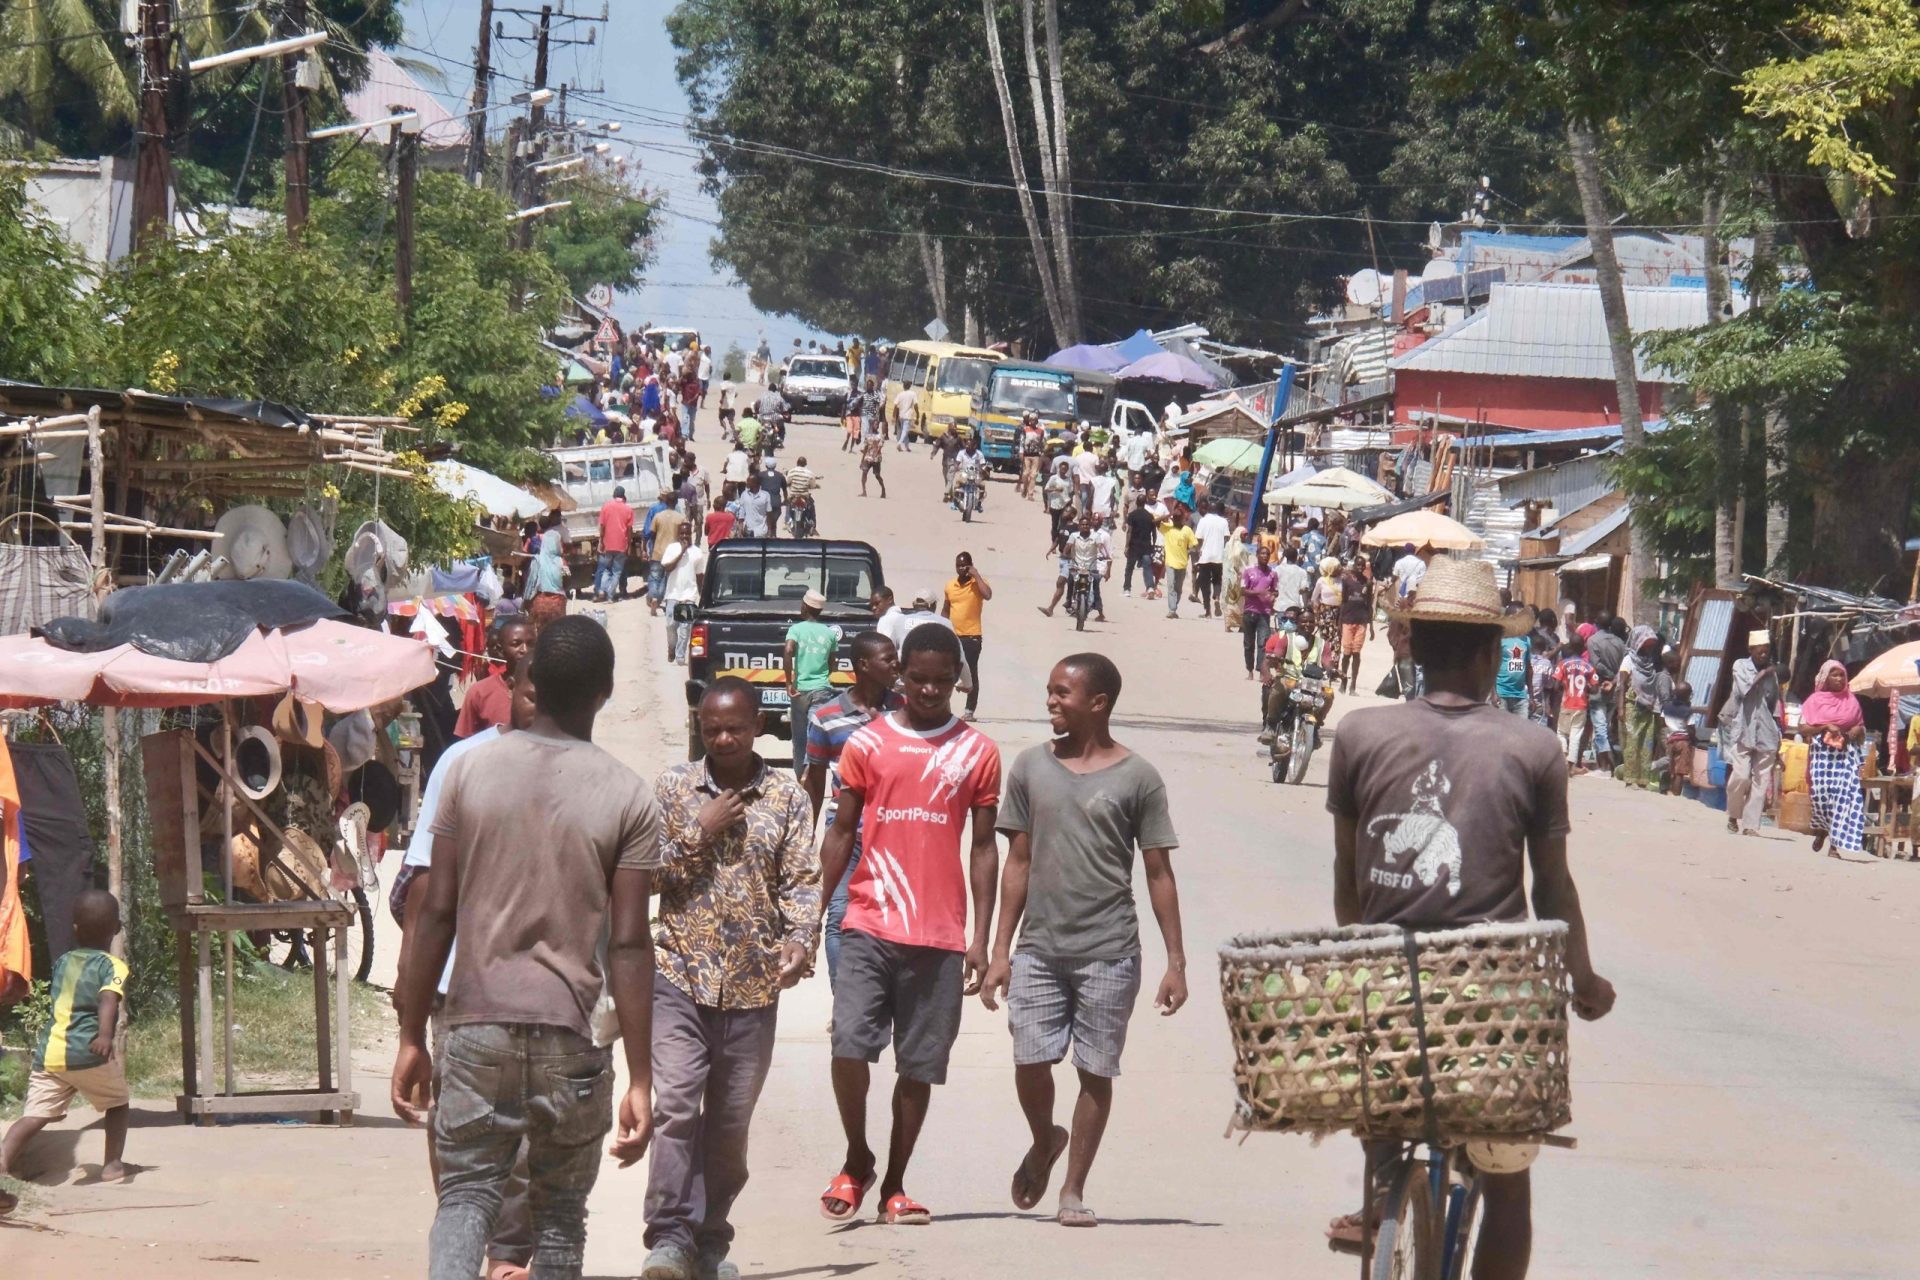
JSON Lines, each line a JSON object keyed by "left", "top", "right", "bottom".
{"left": 2, "top": 964, "right": 390, "bottom": 1120}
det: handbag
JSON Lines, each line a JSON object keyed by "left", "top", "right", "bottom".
{"left": 1375, "top": 667, "right": 1402, "bottom": 699}
{"left": 0, "top": 512, "right": 98, "bottom": 637}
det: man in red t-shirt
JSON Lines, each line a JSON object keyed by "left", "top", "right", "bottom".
{"left": 815, "top": 623, "right": 1001, "bottom": 1227}
{"left": 454, "top": 617, "right": 533, "bottom": 738}
{"left": 704, "top": 502, "right": 736, "bottom": 546}
{"left": 596, "top": 487, "right": 635, "bottom": 603}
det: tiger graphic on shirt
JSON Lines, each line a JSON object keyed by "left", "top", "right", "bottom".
{"left": 1365, "top": 760, "right": 1464, "bottom": 896}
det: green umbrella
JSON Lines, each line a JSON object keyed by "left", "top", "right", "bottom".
{"left": 1193, "top": 438, "right": 1264, "bottom": 473}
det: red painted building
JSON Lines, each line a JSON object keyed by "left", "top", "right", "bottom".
{"left": 1390, "top": 282, "right": 1729, "bottom": 432}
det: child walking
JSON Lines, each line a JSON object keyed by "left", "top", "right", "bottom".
{"left": 3, "top": 891, "right": 132, "bottom": 1189}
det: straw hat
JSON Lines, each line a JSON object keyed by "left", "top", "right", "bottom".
{"left": 1389, "top": 557, "right": 1531, "bottom": 636}
{"left": 213, "top": 505, "right": 293, "bottom": 582}
{"left": 267, "top": 827, "right": 331, "bottom": 902}
{"left": 271, "top": 692, "right": 324, "bottom": 748}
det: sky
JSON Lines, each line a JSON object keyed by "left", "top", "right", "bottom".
{"left": 397, "top": 0, "right": 833, "bottom": 358}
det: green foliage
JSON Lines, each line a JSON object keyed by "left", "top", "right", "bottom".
{"left": 1608, "top": 421, "right": 1718, "bottom": 591}
{"left": 0, "top": 161, "right": 103, "bottom": 382}
{"left": 535, "top": 170, "right": 658, "bottom": 297}
{"left": 721, "top": 342, "right": 747, "bottom": 382}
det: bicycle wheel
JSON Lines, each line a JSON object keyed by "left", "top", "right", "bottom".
{"left": 1371, "top": 1155, "right": 1441, "bottom": 1280}
{"left": 262, "top": 889, "right": 376, "bottom": 984}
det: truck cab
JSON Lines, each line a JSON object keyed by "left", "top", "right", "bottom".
{"left": 547, "top": 440, "right": 677, "bottom": 583}
{"left": 974, "top": 361, "right": 1078, "bottom": 473}
{"left": 684, "top": 539, "right": 884, "bottom": 758}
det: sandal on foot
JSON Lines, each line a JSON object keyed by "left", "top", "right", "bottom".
{"left": 1056, "top": 1202, "right": 1098, "bottom": 1228}
{"left": 878, "top": 1193, "right": 931, "bottom": 1225}
{"left": 1012, "top": 1125, "right": 1069, "bottom": 1211}
{"left": 820, "top": 1169, "right": 875, "bottom": 1222}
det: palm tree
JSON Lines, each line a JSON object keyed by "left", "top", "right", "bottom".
{"left": 0, "top": 0, "right": 137, "bottom": 138}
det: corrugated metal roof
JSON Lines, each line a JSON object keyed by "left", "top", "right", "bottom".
{"left": 1497, "top": 449, "right": 1621, "bottom": 511}
{"left": 1558, "top": 504, "right": 1631, "bottom": 555}
{"left": 1389, "top": 283, "right": 1738, "bottom": 382}
{"left": 1395, "top": 267, "right": 1504, "bottom": 319}
{"left": 346, "top": 49, "right": 464, "bottom": 148}
{"left": 1329, "top": 326, "right": 1393, "bottom": 385}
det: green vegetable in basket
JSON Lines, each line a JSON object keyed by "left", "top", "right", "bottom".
{"left": 1366, "top": 991, "right": 1386, "bottom": 1014}
{"left": 1263, "top": 973, "right": 1287, "bottom": 999}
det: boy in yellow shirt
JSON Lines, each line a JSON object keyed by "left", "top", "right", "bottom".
{"left": 1158, "top": 509, "right": 1200, "bottom": 619}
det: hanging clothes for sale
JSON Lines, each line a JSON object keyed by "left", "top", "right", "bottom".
{"left": 0, "top": 739, "right": 28, "bottom": 1005}
{"left": 11, "top": 740, "right": 97, "bottom": 962}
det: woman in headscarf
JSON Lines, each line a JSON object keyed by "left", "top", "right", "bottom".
{"left": 1801, "top": 658, "right": 1867, "bottom": 857}
{"left": 525, "top": 515, "right": 569, "bottom": 636}
{"left": 1310, "top": 555, "right": 1344, "bottom": 670}
{"left": 1619, "top": 624, "right": 1668, "bottom": 788}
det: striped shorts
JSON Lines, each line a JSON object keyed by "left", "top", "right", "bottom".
{"left": 1008, "top": 951, "right": 1142, "bottom": 1078}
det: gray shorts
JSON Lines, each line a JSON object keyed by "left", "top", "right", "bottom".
{"left": 831, "top": 929, "right": 964, "bottom": 1085}
{"left": 1008, "top": 951, "right": 1142, "bottom": 1078}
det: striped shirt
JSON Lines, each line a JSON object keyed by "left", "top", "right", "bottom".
{"left": 805, "top": 688, "right": 903, "bottom": 828}
{"left": 36, "top": 947, "right": 126, "bottom": 1072}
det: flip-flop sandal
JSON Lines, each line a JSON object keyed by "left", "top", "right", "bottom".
{"left": 878, "top": 1193, "right": 931, "bottom": 1225}
{"left": 1056, "top": 1204, "right": 1098, "bottom": 1228}
{"left": 819, "top": 1169, "right": 875, "bottom": 1222}
{"left": 1011, "top": 1125, "right": 1069, "bottom": 1211}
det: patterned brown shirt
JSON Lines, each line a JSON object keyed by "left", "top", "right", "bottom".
{"left": 653, "top": 758, "right": 820, "bottom": 1009}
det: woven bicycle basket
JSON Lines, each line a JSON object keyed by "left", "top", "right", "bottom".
{"left": 1219, "top": 922, "right": 1571, "bottom": 1142}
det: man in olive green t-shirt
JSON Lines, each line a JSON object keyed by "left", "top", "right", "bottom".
{"left": 784, "top": 590, "right": 839, "bottom": 779}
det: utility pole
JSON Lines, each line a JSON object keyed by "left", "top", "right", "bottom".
{"left": 132, "top": 0, "right": 173, "bottom": 251}
{"left": 281, "top": 0, "right": 311, "bottom": 240}
{"left": 395, "top": 118, "right": 419, "bottom": 322}
{"left": 465, "top": 0, "right": 495, "bottom": 186}
{"left": 517, "top": 5, "right": 553, "bottom": 249}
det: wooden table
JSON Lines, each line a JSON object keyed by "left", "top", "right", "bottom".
{"left": 1861, "top": 775, "right": 1912, "bottom": 859}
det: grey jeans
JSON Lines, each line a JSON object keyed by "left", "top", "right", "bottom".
{"left": 644, "top": 973, "right": 780, "bottom": 1260}
{"left": 789, "top": 686, "right": 830, "bottom": 779}
{"left": 429, "top": 1022, "right": 612, "bottom": 1280}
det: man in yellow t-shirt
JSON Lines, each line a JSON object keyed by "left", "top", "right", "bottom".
{"left": 943, "top": 551, "right": 993, "bottom": 721}
{"left": 1158, "top": 510, "right": 1200, "bottom": 619}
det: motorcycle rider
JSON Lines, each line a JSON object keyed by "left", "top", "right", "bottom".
{"left": 953, "top": 431, "right": 989, "bottom": 514}
{"left": 755, "top": 383, "right": 790, "bottom": 449}
{"left": 1037, "top": 513, "right": 1107, "bottom": 622}
{"left": 784, "top": 455, "right": 820, "bottom": 536}
{"left": 1258, "top": 605, "right": 1332, "bottom": 744}
{"left": 936, "top": 423, "right": 964, "bottom": 499}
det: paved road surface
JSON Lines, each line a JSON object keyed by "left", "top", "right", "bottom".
{"left": 8, "top": 414, "right": 1918, "bottom": 1277}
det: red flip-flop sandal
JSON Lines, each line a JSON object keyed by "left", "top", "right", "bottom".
{"left": 820, "top": 1169, "right": 875, "bottom": 1222}
{"left": 878, "top": 1192, "right": 931, "bottom": 1226}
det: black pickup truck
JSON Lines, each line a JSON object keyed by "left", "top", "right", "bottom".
{"left": 684, "top": 538, "right": 885, "bottom": 759}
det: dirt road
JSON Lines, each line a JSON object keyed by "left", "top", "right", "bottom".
{"left": 7, "top": 416, "right": 1918, "bottom": 1277}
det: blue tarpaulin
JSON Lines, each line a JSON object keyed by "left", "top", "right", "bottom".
{"left": 1113, "top": 329, "right": 1165, "bottom": 362}
{"left": 563, "top": 393, "right": 609, "bottom": 429}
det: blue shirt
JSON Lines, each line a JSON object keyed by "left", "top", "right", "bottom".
{"left": 1497, "top": 635, "right": 1531, "bottom": 701}
{"left": 643, "top": 502, "right": 671, "bottom": 549}
{"left": 804, "top": 689, "right": 905, "bottom": 828}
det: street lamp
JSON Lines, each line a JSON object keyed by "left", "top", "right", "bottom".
{"left": 186, "top": 29, "right": 326, "bottom": 73}
{"left": 509, "top": 201, "right": 572, "bottom": 221}
{"left": 307, "top": 110, "right": 420, "bottom": 140}
{"left": 510, "top": 88, "right": 555, "bottom": 107}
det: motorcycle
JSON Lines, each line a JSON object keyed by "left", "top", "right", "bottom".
{"left": 955, "top": 473, "right": 982, "bottom": 523}
{"left": 784, "top": 495, "right": 817, "bottom": 538}
{"left": 1063, "top": 567, "right": 1094, "bottom": 632}
{"left": 1266, "top": 660, "right": 1336, "bottom": 784}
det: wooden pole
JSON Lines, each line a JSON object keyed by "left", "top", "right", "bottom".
{"left": 132, "top": 0, "right": 173, "bottom": 252}
{"left": 87, "top": 407, "right": 128, "bottom": 960}
{"left": 465, "top": 0, "right": 496, "bottom": 186}
{"left": 281, "top": 0, "right": 311, "bottom": 240}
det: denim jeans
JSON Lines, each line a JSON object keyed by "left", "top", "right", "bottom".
{"left": 429, "top": 1023, "right": 612, "bottom": 1280}
{"left": 644, "top": 974, "right": 779, "bottom": 1261}
{"left": 1498, "top": 695, "right": 1529, "bottom": 716}
{"left": 682, "top": 402, "right": 697, "bottom": 440}
{"left": 824, "top": 836, "right": 862, "bottom": 986}
{"left": 1124, "top": 551, "right": 1157, "bottom": 593}
{"left": 594, "top": 551, "right": 626, "bottom": 600}
{"left": 789, "top": 687, "right": 829, "bottom": 779}
{"left": 1166, "top": 567, "right": 1188, "bottom": 613}
{"left": 1589, "top": 700, "right": 1613, "bottom": 754}
{"left": 669, "top": 616, "right": 692, "bottom": 664}
{"left": 1243, "top": 612, "right": 1271, "bottom": 674}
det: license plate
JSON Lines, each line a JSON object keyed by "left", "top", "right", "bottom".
{"left": 762, "top": 689, "right": 790, "bottom": 707}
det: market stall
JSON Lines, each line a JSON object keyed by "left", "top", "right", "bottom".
{"left": 0, "top": 582, "right": 436, "bottom": 1124}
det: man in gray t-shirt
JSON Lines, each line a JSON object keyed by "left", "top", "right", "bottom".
{"left": 981, "top": 653, "right": 1186, "bottom": 1229}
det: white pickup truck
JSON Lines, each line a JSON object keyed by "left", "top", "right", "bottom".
{"left": 778, "top": 353, "right": 852, "bottom": 418}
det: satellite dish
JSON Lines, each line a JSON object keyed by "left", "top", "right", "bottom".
{"left": 1345, "top": 269, "right": 1385, "bottom": 307}
{"left": 1421, "top": 258, "right": 1458, "bottom": 281}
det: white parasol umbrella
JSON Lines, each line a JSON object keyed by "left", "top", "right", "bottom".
{"left": 1263, "top": 465, "right": 1392, "bottom": 511}
{"left": 431, "top": 460, "right": 549, "bottom": 520}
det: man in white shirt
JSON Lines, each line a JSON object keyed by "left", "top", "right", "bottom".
{"left": 1272, "top": 545, "right": 1312, "bottom": 612}
{"left": 1192, "top": 500, "right": 1232, "bottom": 618}
{"left": 1123, "top": 430, "right": 1151, "bottom": 483}
{"left": 876, "top": 585, "right": 952, "bottom": 652}
{"left": 1390, "top": 542, "right": 1428, "bottom": 600}
{"left": 723, "top": 446, "right": 752, "bottom": 488}
{"left": 696, "top": 346, "right": 715, "bottom": 402}
{"left": 1072, "top": 446, "right": 1100, "bottom": 515}
{"left": 1088, "top": 459, "right": 1118, "bottom": 524}
{"left": 891, "top": 385, "right": 919, "bottom": 451}
{"left": 660, "top": 541, "right": 708, "bottom": 664}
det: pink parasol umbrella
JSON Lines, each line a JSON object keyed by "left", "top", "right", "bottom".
{"left": 0, "top": 619, "right": 436, "bottom": 712}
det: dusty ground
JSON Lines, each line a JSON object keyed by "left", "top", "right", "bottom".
{"left": 6, "top": 415, "right": 1918, "bottom": 1278}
